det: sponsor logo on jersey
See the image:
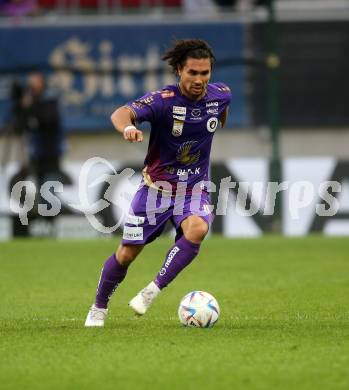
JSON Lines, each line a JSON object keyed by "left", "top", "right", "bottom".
{"left": 172, "top": 114, "right": 186, "bottom": 121}
{"left": 191, "top": 108, "right": 201, "bottom": 117}
{"left": 207, "top": 108, "right": 219, "bottom": 115}
{"left": 172, "top": 120, "right": 184, "bottom": 137}
{"left": 207, "top": 117, "right": 219, "bottom": 133}
{"left": 123, "top": 226, "right": 143, "bottom": 241}
{"left": 161, "top": 90, "right": 175, "bottom": 98}
{"left": 173, "top": 106, "right": 187, "bottom": 115}
{"left": 206, "top": 101, "right": 219, "bottom": 107}
{"left": 177, "top": 167, "right": 201, "bottom": 176}
{"left": 176, "top": 141, "right": 200, "bottom": 165}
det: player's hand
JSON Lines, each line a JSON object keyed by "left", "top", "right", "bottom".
{"left": 123, "top": 127, "right": 143, "bottom": 142}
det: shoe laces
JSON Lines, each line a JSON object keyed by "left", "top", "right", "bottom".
{"left": 91, "top": 307, "right": 107, "bottom": 320}
{"left": 140, "top": 288, "right": 155, "bottom": 306}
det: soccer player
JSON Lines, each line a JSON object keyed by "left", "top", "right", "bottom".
{"left": 85, "top": 39, "right": 231, "bottom": 327}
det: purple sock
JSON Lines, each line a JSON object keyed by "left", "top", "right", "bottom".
{"left": 95, "top": 254, "right": 128, "bottom": 309}
{"left": 154, "top": 236, "right": 200, "bottom": 290}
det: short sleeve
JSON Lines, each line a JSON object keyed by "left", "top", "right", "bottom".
{"left": 125, "top": 91, "right": 163, "bottom": 124}
{"left": 215, "top": 82, "right": 232, "bottom": 108}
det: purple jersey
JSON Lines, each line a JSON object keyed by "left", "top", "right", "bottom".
{"left": 126, "top": 83, "right": 231, "bottom": 193}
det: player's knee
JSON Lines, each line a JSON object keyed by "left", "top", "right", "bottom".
{"left": 194, "top": 223, "right": 209, "bottom": 241}
{"left": 116, "top": 245, "right": 139, "bottom": 266}
{"left": 184, "top": 217, "right": 209, "bottom": 243}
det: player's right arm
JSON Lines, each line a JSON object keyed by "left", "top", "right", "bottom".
{"left": 110, "top": 106, "right": 143, "bottom": 143}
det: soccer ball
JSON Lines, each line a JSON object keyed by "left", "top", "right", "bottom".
{"left": 178, "top": 291, "right": 220, "bottom": 328}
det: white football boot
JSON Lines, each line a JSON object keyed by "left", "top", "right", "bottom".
{"left": 129, "top": 281, "right": 161, "bottom": 316}
{"left": 84, "top": 304, "right": 108, "bottom": 327}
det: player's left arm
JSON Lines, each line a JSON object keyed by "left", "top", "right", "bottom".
{"left": 220, "top": 107, "right": 229, "bottom": 128}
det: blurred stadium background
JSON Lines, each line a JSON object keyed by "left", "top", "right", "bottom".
{"left": 0, "top": 0, "right": 349, "bottom": 239}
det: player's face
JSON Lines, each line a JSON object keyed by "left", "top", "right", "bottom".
{"left": 178, "top": 58, "right": 212, "bottom": 100}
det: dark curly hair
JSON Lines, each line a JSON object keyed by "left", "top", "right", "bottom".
{"left": 162, "top": 39, "right": 216, "bottom": 75}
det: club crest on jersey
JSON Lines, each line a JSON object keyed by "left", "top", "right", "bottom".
{"left": 172, "top": 120, "right": 184, "bottom": 137}
{"left": 207, "top": 117, "right": 219, "bottom": 133}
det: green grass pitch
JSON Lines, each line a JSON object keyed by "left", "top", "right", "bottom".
{"left": 0, "top": 236, "right": 348, "bottom": 390}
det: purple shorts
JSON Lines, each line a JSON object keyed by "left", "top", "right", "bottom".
{"left": 121, "top": 183, "right": 214, "bottom": 245}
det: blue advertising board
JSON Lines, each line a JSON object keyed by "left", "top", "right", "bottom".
{"left": 0, "top": 21, "right": 249, "bottom": 132}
